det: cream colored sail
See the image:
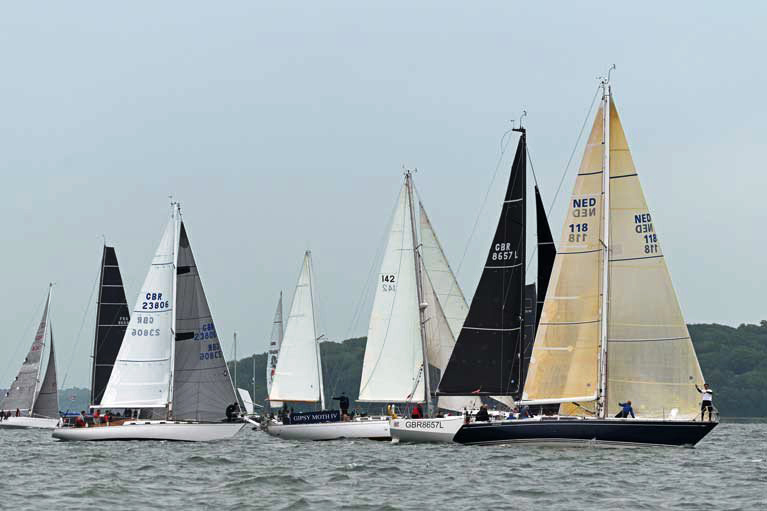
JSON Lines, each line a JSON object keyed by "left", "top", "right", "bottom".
{"left": 522, "top": 103, "right": 605, "bottom": 406}
{"left": 605, "top": 98, "right": 703, "bottom": 419}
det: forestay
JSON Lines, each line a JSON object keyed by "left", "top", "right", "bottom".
{"left": 358, "top": 183, "right": 425, "bottom": 403}
{"left": 100, "top": 215, "right": 179, "bottom": 410}
{"left": 269, "top": 252, "right": 324, "bottom": 405}
{"left": 2, "top": 287, "right": 52, "bottom": 414}
{"left": 172, "top": 223, "right": 238, "bottom": 421}
{"left": 604, "top": 98, "right": 703, "bottom": 419}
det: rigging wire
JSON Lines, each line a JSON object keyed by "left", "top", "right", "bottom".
{"left": 0, "top": 291, "right": 47, "bottom": 387}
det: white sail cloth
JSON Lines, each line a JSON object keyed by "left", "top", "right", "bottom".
{"left": 359, "top": 183, "right": 425, "bottom": 403}
{"left": 100, "top": 215, "right": 179, "bottom": 409}
{"left": 266, "top": 293, "right": 284, "bottom": 408}
{"left": 269, "top": 252, "right": 324, "bottom": 404}
{"left": 33, "top": 328, "right": 59, "bottom": 418}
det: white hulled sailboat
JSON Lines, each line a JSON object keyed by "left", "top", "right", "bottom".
{"left": 0, "top": 284, "right": 60, "bottom": 429}
{"left": 53, "top": 203, "right": 245, "bottom": 442}
{"left": 453, "top": 75, "right": 717, "bottom": 447}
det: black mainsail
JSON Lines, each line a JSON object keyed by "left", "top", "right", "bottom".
{"left": 438, "top": 128, "right": 528, "bottom": 397}
{"left": 90, "top": 246, "right": 130, "bottom": 406}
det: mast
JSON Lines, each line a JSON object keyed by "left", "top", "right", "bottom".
{"left": 406, "top": 170, "right": 431, "bottom": 416}
{"left": 31, "top": 283, "right": 53, "bottom": 416}
{"left": 168, "top": 201, "right": 181, "bottom": 419}
{"left": 597, "top": 68, "right": 614, "bottom": 418}
{"left": 90, "top": 246, "right": 105, "bottom": 406}
{"left": 234, "top": 331, "right": 238, "bottom": 392}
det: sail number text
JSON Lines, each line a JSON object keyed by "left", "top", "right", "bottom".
{"left": 142, "top": 291, "right": 169, "bottom": 310}
{"left": 635, "top": 214, "right": 659, "bottom": 254}
{"left": 381, "top": 274, "right": 396, "bottom": 292}
{"left": 491, "top": 243, "right": 517, "bottom": 261}
{"left": 569, "top": 197, "right": 597, "bottom": 243}
{"left": 131, "top": 314, "right": 160, "bottom": 337}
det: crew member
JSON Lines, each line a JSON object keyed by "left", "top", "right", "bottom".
{"left": 475, "top": 404, "right": 490, "bottom": 422}
{"left": 411, "top": 403, "right": 423, "bottom": 419}
{"left": 332, "top": 392, "right": 350, "bottom": 416}
{"left": 696, "top": 383, "right": 714, "bottom": 421}
{"left": 225, "top": 402, "right": 238, "bottom": 422}
{"left": 616, "top": 401, "right": 635, "bottom": 418}
{"left": 75, "top": 410, "right": 86, "bottom": 428}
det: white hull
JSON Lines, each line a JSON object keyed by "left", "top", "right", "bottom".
{"left": 0, "top": 416, "right": 60, "bottom": 430}
{"left": 390, "top": 416, "right": 464, "bottom": 443}
{"left": 265, "top": 417, "right": 390, "bottom": 441}
{"left": 52, "top": 420, "right": 245, "bottom": 442}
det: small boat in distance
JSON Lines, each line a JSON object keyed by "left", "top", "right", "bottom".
{"left": 0, "top": 284, "right": 60, "bottom": 430}
{"left": 453, "top": 74, "right": 717, "bottom": 447}
{"left": 53, "top": 203, "right": 245, "bottom": 442}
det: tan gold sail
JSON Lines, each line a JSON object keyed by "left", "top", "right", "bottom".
{"left": 605, "top": 98, "right": 704, "bottom": 419}
{"left": 521, "top": 104, "right": 605, "bottom": 405}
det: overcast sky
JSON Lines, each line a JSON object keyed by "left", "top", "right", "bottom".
{"left": 1, "top": 1, "right": 764, "bottom": 388}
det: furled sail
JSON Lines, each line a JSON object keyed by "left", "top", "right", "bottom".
{"left": 269, "top": 252, "right": 324, "bottom": 405}
{"left": 32, "top": 327, "right": 58, "bottom": 418}
{"left": 419, "top": 202, "right": 480, "bottom": 411}
{"left": 172, "top": 223, "right": 238, "bottom": 421}
{"left": 100, "top": 214, "right": 179, "bottom": 410}
{"left": 91, "top": 246, "right": 130, "bottom": 406}
{"left": 266, "top": 292, "right": 284, "bottom": 408}
{"left": 438, "top": 130, "right": 528, "bottom": 397}
{"left": 604, "top": 98, "right": 703, "bottom": 419}
{"left": 358, "top": 183, "right": 425, "bottom": 403}
{"left": 522, "top": 105, "right": 605, "bottom": 405}
{"left": 2, "top": 286, "right": 52, "bottom": 414}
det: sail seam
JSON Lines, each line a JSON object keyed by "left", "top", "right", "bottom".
{"left": 610, "top": 255, "right": 664, "bottom": 262}
{"left": 485, "top": 263, "right": 523, "bottom": 269}
{"left": 462, "top": 326, "right": 521, "bottom": 332}
{"left": 560, "top": 249, "right": 602, "bottom": 255}
{"left": 540, "top": 319, "right": 600, "bottom": 326}
{"left": 609, "top": 173, "right": 638, "bottom": 180}
{"left": 577, "top": 171, "right": 603, "bottom": 176}
{"left": 609, "top": 336, "right": 690, "bottom": 343}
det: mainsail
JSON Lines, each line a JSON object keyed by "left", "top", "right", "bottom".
{"left": 32, "top": 326, "right": 58, "bottom": 418}
{"left": 100, "top": 215, "right": 178, "bottom": 410}
{"left": 268, "top": 252, "right": 324, "bottom": 406}
{"left": 91, "top": 246, "right": 130, "bottom": 406}
{"left": 438, "top": 129, "right": 528, "bottom": 397}
{"left": 172, "top": 223, "right": 238, "bottom": 421}
{"left": 523, "top": 94, "right": 704, "bottom": 419}
{"left": 358, "top": 181, "right": 425, "bottom": 403}
{"left": 266, "top": 292, "right": 284, "bottom": 407}
{"left": 2, "top": 286, "right": 52, "bottom": 414}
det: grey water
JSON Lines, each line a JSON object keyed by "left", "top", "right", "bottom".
{"left": 1, "top": 423, "right": 765, "bottom": 510}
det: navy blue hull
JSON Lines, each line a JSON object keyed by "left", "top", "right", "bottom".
{"left": 454, "top": 418, "right": 717, "bottom": 447}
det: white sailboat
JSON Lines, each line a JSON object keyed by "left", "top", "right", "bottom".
{"left": 53, "top": 203, "right": 245, "bottom": 442}
{"left": 1, "top": 284, "right": 60, "bottom": 430}
{"left": 265, "top": 292, "right": 284, "bottom": 409}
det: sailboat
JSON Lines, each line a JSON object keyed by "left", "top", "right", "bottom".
{"left": 263, "top": 252, "right": 390, "bottom": 440}
{"left": 392, "top": 126, "right": 556, "bottom": 443}
{"left": 53, "top": 203, "right": 245, "bottom": 441}
{"left": 453, "top": 76, "right": 718, "bottom": 447}
{"left": 266, "top": 292, "right": 284, "bottom": 409}
{"left": 90, "top": 245, "right": 131, "bottom": 409}
{"left": 0, "top": 284, "right": 60, "bottom": 430}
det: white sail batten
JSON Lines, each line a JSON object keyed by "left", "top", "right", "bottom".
{"left": 604, "top": 99, "right": 704, "bottom": 419}
{"left": 266, "top": 293, "right": 284, "bottom": 408}
{"left": 100, "top": 214, "right": 179, "bottom": 410}
{"left": 359, "top": 184, "right": 425, "bottom": 403}
{"left": 522, "top": 104, "right": 605, "bottom": 406}
{"left": 268, "top": 252, "right": 323, "bottom": 404}
{"left": 172, "top": 223, "right": 238, "bottom": 421}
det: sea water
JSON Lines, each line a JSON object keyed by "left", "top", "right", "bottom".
{"left": 1, "top": 422, "right": 764, "bottom": 510}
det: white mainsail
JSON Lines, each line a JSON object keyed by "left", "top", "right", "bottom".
{"left": 1, "top": 285, "right": 52, "bottom": 414}
{"left": 268, "top": 252, "right": 324, "bottom": 406}
{"left": 32, "top": 326, "right": 59, "bottom": 418}
{"left": 172, "top": 223, "right": 238, "bottom": 421}
{"left": 266, "top": 293, "right": 284, "bottom": 408}
{"left": 100, "top": 212, "right": 179, "bottom": 410}
{"left": 418, "top": 203, "right": 480, "bottom": 411}
{"left": 358, "top": 183, "right": 425, "bottom": 403}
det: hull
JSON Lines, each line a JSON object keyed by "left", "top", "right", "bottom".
{"left": 453, "top": 417, "right": 718, "bottom": 447}
{"left": 265, "top": 418, "right": 390, "bottom": 441}
{"left": 52, "top": 420, "right": 245, "bottom": 442}
{"left": 0, "top": 417, "right": 60, "bottom": 430}
{"left": 390, "top": 416, "right": 465, "bottom": 443}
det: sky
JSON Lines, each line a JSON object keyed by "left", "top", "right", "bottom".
{"left": 1, "top": 1, "right": 764, "bottom": 388}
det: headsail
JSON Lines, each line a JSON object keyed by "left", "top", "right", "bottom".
{"left": 32, "top": 326, "right": 58, "bottom": 418}
{"left": 269, "top": 252, "right": 324, "bottom": 405}
{"left": 604, "top": 98, "right": 703, "bottom": 419}
{"left": 172, "top": 222, "right": 238, "bottom": 421}
{"left": 1, "top": 286, "right": 52, "bottom": 414}
{"left": 535, "top": 186, "right": 556, "bottom": 331}
{"left": 100, "top": 212, "right": 179, "bottom": 410}
{"left": 91, "top": 246, "right": 130, "bottom": 406}
{"left": 438, "top": 129, "right": 527, "bottom": 397}
{"left": 266, "top": 292, "right": 284, "bottom": 407}
{"left": 358, "top": 182, "right": 425, "bottom": 403}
